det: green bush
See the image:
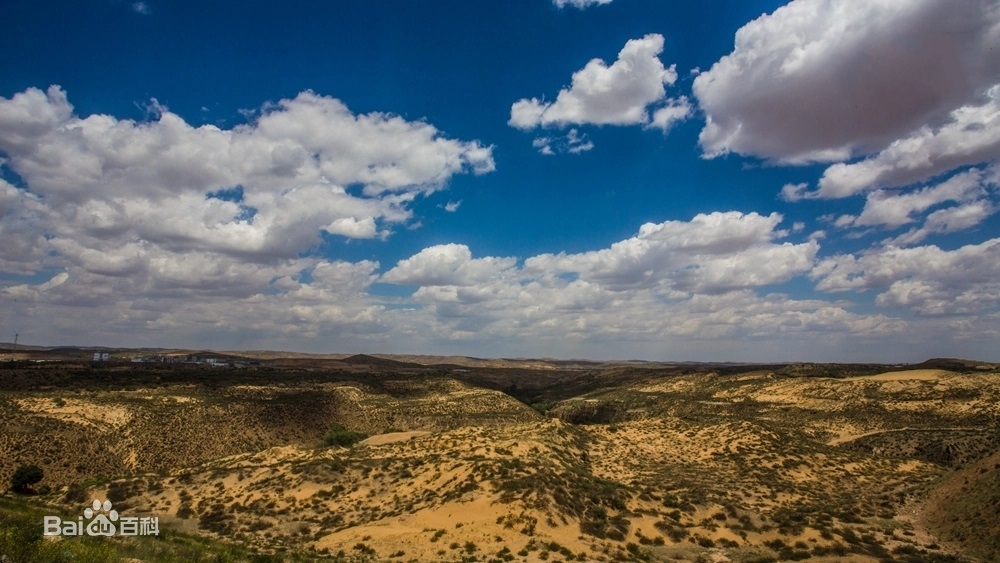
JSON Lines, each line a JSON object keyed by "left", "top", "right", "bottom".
{"left": 10, "top": 464, "right": 43, "bottom": 493}
{"left": 323, "top": 424, "right": 367, "bottom": 448}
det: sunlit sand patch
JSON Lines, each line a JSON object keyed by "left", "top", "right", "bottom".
{"left": 844, "top": 369, "right": 951, "bottom": 381}
{"left": 15, "top": 397, "right": 132, "bottom": 430}
{"left": 359, "top": 431, "right": 431, "bottom": 447}
{"left": 312, "top": 493, "right": 592, "bottom": 562}
{"left": 637, "top": 379, "right": 700, "bottom": 393}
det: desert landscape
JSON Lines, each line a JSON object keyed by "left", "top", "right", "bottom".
{"left": 0, "top": 347, "right": 998, "bottom": 562}
{"left": 4, "top": 0, "right": 1000, "bottom": 561}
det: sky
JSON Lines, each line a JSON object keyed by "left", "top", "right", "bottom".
{"left": 1, "top": 0, "right": 999, "bottom": 362}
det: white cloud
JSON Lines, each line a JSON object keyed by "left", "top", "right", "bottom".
{"left": 649, "top": 96, "right": 693, "bottom": 133}
{"left": 888, "top": 200, "right": 997, "bottom": 246}
{"left": 443, "top": 200, "right": 461, "bottom": 212}
{"left": 874, "top": 278, "right": 1000, "bottom": 316}
{"left": 831, "top": 215, "right": 855, "bottom": 229}
{"left": 0, "top": 86, "right": 494, "bottom": 345}
{"left": 816, "top": 91, "right": 1000, "bottom": 198}
{"left": 0, "top": 85, "right": 73, "bottom": 154}
{"left": 382, "top": 213, "right": 821, "bottom": 300}
{"left": 0, "top": 86, "right": 494, "bottom": 276}
{"left": 694, "top": 0, "right": 1000, "bottom": 164}
{"left": 381, "top": 244, "right": 516, "bottom": 287}
{"left": 552, "top": 0, "right": 612, "bottom": 9}
{"left": 132, "top": 2, "right": 151, "bottom": 15}
{"left": 0, "top": 179, "right": 48, "bottom": 274}
{"left": 567, "top": 140, "right": 595, "bottom": 155}
{"left": 523, "top": 211, "right": 817, "bottom": 293}
{"left": 851, "top": 168, "right": 991, "bottom": 228}
{"left": 532, "top": 137, "right": 556, "bottom": 155}
{"left": 509, "top": 34, "right": 688, "bottom": 132}
{"left": 531, "top": 128, "right": 594, "bottom": 155}
{"left": 1, "top": 255, "right": 389, "bottom": 348}
{"left": 4, "top": 194, "right": 991, "bottom": 359}
{"left": 812, "top": 238, "right": 1000, "bottom": 316}
{"left": 3, "top": 72, "right": 997, "bottom": 359}
{"left": 780, "top": 182, "right": 809, "bottom": 202}
{"left": 819, "top": 167, "right": 997, "bottom": 245}
{"left": 371, "top": 218, "right": 918, "bottom": 360}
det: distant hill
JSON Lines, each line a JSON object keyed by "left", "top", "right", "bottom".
{"left": 910, "top": 357, "right": 998, "bottom": 372}
{"left": 0, "top": 342, "right": 52, "bottom": 352}
{"left": 340, "top": 354, "right": 426, "bottom": 369}
{"left": 2, "top": 343, "right": 997, "bottom": 373}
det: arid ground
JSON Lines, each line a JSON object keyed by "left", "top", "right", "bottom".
{"left": 1, "top": 347, "right": 998, "bottom": 562}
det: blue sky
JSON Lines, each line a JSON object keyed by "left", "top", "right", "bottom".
{"left": 2, "top": 0, "right": 999, "bottom": 362}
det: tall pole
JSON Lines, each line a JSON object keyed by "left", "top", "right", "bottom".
{"left": 12, "top": 332, "right": 17, "bottom": 353}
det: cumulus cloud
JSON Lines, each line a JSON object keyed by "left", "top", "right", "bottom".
{"left": 381, "top": 244, "right": 516, "bottom": 287}
{"left": 847, "top": 168, "right": 992, "bottom": 229}
{"left": 3, "top": 78, "right": 994, "bottom": 358}
{"left": 875, "top": 278, "right": 1000, "bottom": 317}
{"left": 0, "top": 85, "right": 494, "bottom": 346}
{"left": 812, "top": 238, "right": 1000, "bottom": 316}
{"left": 779, "top": 182, "right": 809, "bottom": 202}
{"left": 649, "top": 96, "right": 693, "bottom": 132}
{"left": 816, "top": 91, "right": 1000, "bottom": 198}
{"left": 381, "top": 212, "right": 820, "bottom": 300}
{"left": 818, "top": 167, "right": 997, "bottom": 245}
{"left": 0, "top": 179, "right": 48, "bottom": 274}
{"left": 887, "top": 200, "right": 997, "bottom": 246}
{"left": 372, "top": 216, "right": 917, "bottom": 359}
{"left": 509, "top": 34, "right": 689, "bottom": 134}
{"left": 2, "top": 257, "right": 388, "bottom": 348}
{"left": 524, "top": 211, "right": 817, "bottom": 293}
{"left": 694, "top": 0, "right": 1000, "bottom": 164}
{"left": 3, "top": 187, "right": 983, "bottom": 359}
{"left": 552, "top": 0, "right": 612, "bottom": 9}
{"left": 0, "top": 86, "right": 494, "bottom": 272}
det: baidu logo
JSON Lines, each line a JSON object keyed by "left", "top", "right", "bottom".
{"left": 43, "top": 499, "right": 159, "bottom": 537}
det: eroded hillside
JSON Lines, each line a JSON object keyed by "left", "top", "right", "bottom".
{"left": 1, "top": 358, "right": 998, "bottom": 562}
{"left": 0, "top": 365, "right": 539, "bottom": 486}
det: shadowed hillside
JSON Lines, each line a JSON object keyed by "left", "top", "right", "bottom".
{"left": 921, "top": 449, "right": 1000, "bottom": 562}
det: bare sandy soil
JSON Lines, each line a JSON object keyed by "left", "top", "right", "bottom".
{"left": 844, "top": 369, "right": 949, "bottom": 381}
{"left": 359, "top": 431, "right": 431, "bottom": 447}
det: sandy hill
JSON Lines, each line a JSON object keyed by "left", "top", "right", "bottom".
{"left": 1, "top": 360, "right": 997, "bottom": 561}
